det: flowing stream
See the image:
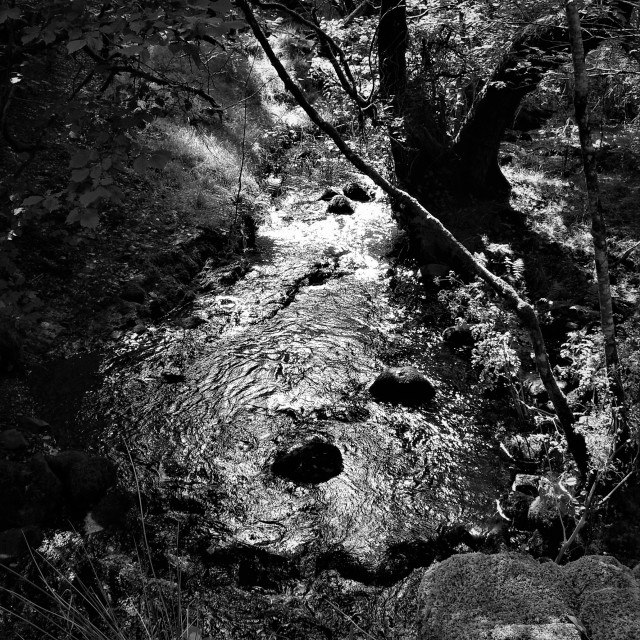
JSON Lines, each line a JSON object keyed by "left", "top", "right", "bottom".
{"left": 71, "top": 185, "right": 507, "bottom": 579}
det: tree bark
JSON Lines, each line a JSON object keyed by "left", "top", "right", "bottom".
{"left": 378, "top": 0, "right": 460, "bottom": 209}
{"left": 565, "top": 0, "right": 631, "bottom": 459}
{"left": 454, "top": 1, "right": 634, "bottom": 196}
{"left": 237, "top": 0, "right": 590, "bottom": 478}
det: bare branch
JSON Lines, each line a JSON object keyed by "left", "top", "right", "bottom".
{"left": 236, "top": 0, "right": 589, "bottom": 477}
{"left": 249, "top": 0, "right": 373, "bottom": 113}
{"left": 82, "top": 47, "right": 222, "bottom": 113}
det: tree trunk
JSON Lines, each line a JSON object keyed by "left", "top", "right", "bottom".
{"left": 237, "top": 0, "right": 590, "bottom": 478}
{"left": 454, "top": 1, "right": 634, "bottom": 196}
{"left": 565, "top": 0, "right": 631, "bottom": 459}
{"left": 378, "top": 0, "right": 460, "bottom": 210}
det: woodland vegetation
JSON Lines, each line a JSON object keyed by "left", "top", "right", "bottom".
{"left": 1, "top": 0, "right": 640, "bottom": 637}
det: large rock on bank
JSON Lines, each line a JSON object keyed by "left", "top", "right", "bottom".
{"left": 563, "top": 555, "right": 640, "bottom": 640}
{"left": 418, "top": 553, "right": 574, "bottom": 640}
{"left": 415, "top": 552, "right": 640, "bottom": 640}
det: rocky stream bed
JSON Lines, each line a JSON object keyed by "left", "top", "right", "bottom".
{"left": 4, "top": 180, "right": 639, "bottom": 638}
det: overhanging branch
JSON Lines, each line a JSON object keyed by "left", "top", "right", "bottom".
{"left": 236, "top": 0, "right": 590, "bottom": 477}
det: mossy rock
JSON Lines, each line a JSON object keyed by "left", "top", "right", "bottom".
{"left": 562, "top": 555, "right": 640, "bottom": 640}
{"left": 579, "top": 587, "right": 640, "bottom": 640}
{"left": 490, "top": 623, "right": 580, "bottom": 639}
{"left": 417, "top": 552, "right": 574, "bottom": 640}
{"left": 120, "top": 280, "right": 147, "bottom": 304}
{"left": 327, "top": 194, "right": 355, "bottom": 214}
{"left": 503, "top": 491, "right": 535, "bottom": 530}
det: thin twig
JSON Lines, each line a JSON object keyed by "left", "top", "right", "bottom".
{"left": 322, "top": 597, "right": 380, "bottom": 640}
{"left": 555, "top": 476, "right": 598, "bottom": 563}
{"left": 600, "top": 469, "right": 636, "bottom": 504}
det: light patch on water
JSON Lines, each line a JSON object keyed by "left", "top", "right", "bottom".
{"left": 83, "top": 181, "right": 506, "bottom": 573}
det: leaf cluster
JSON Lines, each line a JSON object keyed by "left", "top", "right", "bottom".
{"left": 1, "top": 0, "right": 245, "bottom": 234}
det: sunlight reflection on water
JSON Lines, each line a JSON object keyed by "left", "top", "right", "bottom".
{"left": 86, "top": 186, "right": 505, "bottom": 568}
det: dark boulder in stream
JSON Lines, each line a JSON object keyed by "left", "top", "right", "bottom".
{"left": 370, "top": 366, "right": 435, "bottom": 405}
{"left": 271, "top": 438, "right": 343, "bottom": 484}
{"left": 343, "top": 181, "right": 370, "bottom": 201}
{"left": 327, "top": 194, "right": 355, "bottom": 214}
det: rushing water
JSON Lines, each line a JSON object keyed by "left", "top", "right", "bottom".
{"left": 78, "top": 185, "right": 507, "bottom": 574}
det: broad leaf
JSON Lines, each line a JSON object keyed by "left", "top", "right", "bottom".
{"left": 67, "top": 39, "right": 87, "bottom": 53}
{"left": 71, "top": 168, "right": 91, "bottom": 182}
{"left": 43, "top": 196, "right": 60, "bottom": 212}
{"left": 80, "top": 209, "right": 100, "bottom": 228}
{"left": 0, "top": 7, "right": 21, "bottom": 23}
{"left": 66, "top": 208, "right": 82, "bottom": 224}
{"left": 22, "top": 196, "right": 43, "bottom": 207}
{"left": 70, "top": 149, "right": 93, "bottom": 168}
{"left": 79, "top": 187, "right": 109, "bottom": 206}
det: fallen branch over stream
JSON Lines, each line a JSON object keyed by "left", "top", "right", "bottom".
{"left": 238, "top": 0, "right": 589, "bottom": 477}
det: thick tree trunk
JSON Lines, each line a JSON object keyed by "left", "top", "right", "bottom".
{"left": 378, "top": 0, "right": 406, "bottom": 106}
{"left": 565, "top": 0, "right": 631, "bottom": 459}
{"left": 238, "top": 0, "right": 590, "bottom": 478}
{"left": 378, "top": 0, "right": 460, "bottom": 209}
{"left": 454, "top": 2, "right": 634, "bottom": 196}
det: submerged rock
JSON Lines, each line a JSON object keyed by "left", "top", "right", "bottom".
{"left": 342, "top": 181, "right": 370, "bottom": 202}
{"left": 271, "top": 438, "right": 343, "bottom": 484}
{"left": 46, "top": 450, "right": 117, "bottom": 510}
{"left": 327, "top": 194, "right": 355, "bottom": 214}
{"left": 369, "top": 366, "right": 435, "bottom": 405}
